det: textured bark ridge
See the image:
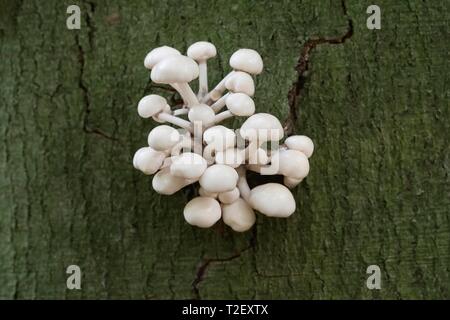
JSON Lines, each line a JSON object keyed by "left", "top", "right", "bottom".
{"left": 0, "top": 0, "right": 449, "bottom": 299}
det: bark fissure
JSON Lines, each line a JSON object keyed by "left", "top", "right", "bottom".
{"left": 284, "top": 0, "right": 354, "bottom": 135}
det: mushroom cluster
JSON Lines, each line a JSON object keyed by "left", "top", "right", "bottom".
{"left": 133, "top": 42, "right": 314, "bottom": 232}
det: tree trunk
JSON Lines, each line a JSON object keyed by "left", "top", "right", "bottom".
{"left": 0, "top": 0, "right": 448, "bottom": 299}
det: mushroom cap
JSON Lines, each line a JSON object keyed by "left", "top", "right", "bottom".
{"left": 137, "top": 95, "right": 167, "bottom": 118}
{"left": 240, "top": 113, "right": 284, "bottom": 141}
{"left": 203, "top": 125, "right": 236, "bottom": 151}
{"left": 170, "top": 152, "right": 207, "bottom": 179}
{"left": 199, "top": 164, "right": 239, "bottom": 193}
{"left": 188, "top": 104, "right": 215, "bottom": 127}
{"left": 152, "top": 167, "right": 196, "bottom": 195}
{"left": 225, "top": 93, "right": 255, "bottom": 116}
{"left": 147, "top": 125, "right": 180, "bottom": 151}
{"left": 183, "top": 197, "right": 222, "bottom": 228}
{"left": 229, "top": 48, "right": 263, "bottom": 74}
{"left": 248, "top": 148, "right": 269, "bottom": 165}
{"left": 151, "top": 55, "right": 199, "bottom": 84}
{"left": 284, "top": 135, "right": 314, "bottom": 158}
{"left": 215, "top": 148, "right": 244, "bottom": 168}
{"left": 249, "top": 183, "right": 296, "bottom": 217}
{"left": 272, "top": 149, "right": 310, "bottom": 180}
{"left": 222, "top": 198, "right": 256, "bottom": 232}
{"left": 218, "top": 187, "right": 240, "bottom": 204}
{"left": 133, "top": 147, "right": 166, "bottom": 175}
{"left": 225, "top": 71, "right": 255, "bottom": 96}
{"left": 144, "top": 46, "right": 181, "bottom": 69}
{"left": 284, "top": 176, "right": 303, "bottom": 189}
{"left": 187, "top": 41, "right": 217, "bottom": 61}
{"left": 198, "top": 187, "right": 218, "bottom": 199}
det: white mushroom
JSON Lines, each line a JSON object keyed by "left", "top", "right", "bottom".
{"left": 144, "top": 46, "right": 181, "bottom": 70}
{"left": 188, "top": 104, "right": 216, "bottom": 128}
{"left": 187, "top": 41, "right": 217, "bottom": 98}
{"left": 271, "top": 149, "right": 310, "bottom": 180}
{"left": 215, "top": 148, "right": 244, "bottom": 168}
{"left": 222, "top": 198, "right": 256, "bottom": 232}
{"left": 214, "top": 93, "right": 255, "bottom": 123}
{"left": 152, "top": 167, "right": 196, "bottom": 195}
{"left": 284, "top": 135, "right": 314, "bottom": 158}
{"left": 249, "top": 183, "right": 296, "bottom": 218}
{"left": 170, "top": 152, "right": 207, "bottom": 179}
{"left": 133, "top": 147, "right": 166, "bottom": 175}
{"left": 198, "top": 187, "right": 218, "bottom": 198}
{"left": 151, "top": 55, "right": 200, "bottom": 107}
{"left": 204, "top": 48, "right": 263, "bottom": 102}
{"left": 218, "top": 187, "right": 240, "bottom": 204}
{"left": 183, "top": 196, "right": 221, "bottom": 228}
{"left": 199, "top": 164, "right": 239, "bottom": 193}
{"left": 147, "top": 125, "right": 181, "bottom": 151}
{"left": 137, "top": 95, "right": 192, "bottom": 131}
{"left": 211, "top": 72, "right": 255, "bottom": 113}
{"left": 202, "top": 125, "right": 236, "bottom": 163}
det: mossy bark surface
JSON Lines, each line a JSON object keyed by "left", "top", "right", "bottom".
{"left": 0, "top": 0, "right": 449, "bottom": 299}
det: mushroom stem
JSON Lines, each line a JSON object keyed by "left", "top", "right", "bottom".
{"left": 156, "top": 113, "right": 193, "bottom": 131}
{"left": 197, "top": 61, "right": 208, "bottom": 98}
{"left": 214, "top": 110, "right": 233, "bottom": 124}
{"left": 175, "top": 82, "right": 199, "bottom": 107}
{"left": 201, "top": 71, "right": 235, "bottom": 103}
{"left": 173, "top": 108, "right": 189, "bottom": 116}
{"left": 210, "top": 93, "right": 229, "bottom": 113}
{"left": 236, "top": 167, "right": 251, "bottom": 202}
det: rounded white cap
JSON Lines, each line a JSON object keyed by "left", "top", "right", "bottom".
{"left": 272, "top": 149, "right": 309, "bottom": 180}
{"left": 151, "top": 55, "right": 199, "bottom": 84}
{"left": 229, "top": 49, "right": 263, "bottom": 74}
{"left": 137, "top": 95, "right": 167, "bottom": 118}
{"left": 284, "top": 135, "right": 314, "bottom": 158}
{"left": 170, "top": 152, "right": 207, "bottom": 179}
{"left": 133, "top": 147, "right": 166, "bottom": 175}
{"left": 225, "top": 93, "right": 255, "bottom": 117}
{"left": 152, "top": 167, "right": 196, "bottom": 195}
{"left": 218, "top": 187, "right": 240, "bottom": 204}
{"left": 203, "top": 125, "right": 236, "bottom": 151}
{"left": 188, "top": 104, "right": 215, "bottom": 127}
{"left": 225, "top": 71, "right": 255, "bottom": 96}
{"left": 240, "top": 113, "right": 284, "bottom": 141}
{"left": 147, "top": 125, "right": 180, "bottom": 151}
{"left": 187, "top": 41, "right": 217, "bottom": 61}
{"left": 144, "top": 46, "right": 181, "bottom": 69}
{"left": 249, "top": 183, "right": 296, "bottom": 217}
{"left": 199, "top": 164, "right": 238, "bottom": 193}
{"left": 183, "top": 197, "right": 221, "bottom": 228}
{"left": 222, "top": 198, "right": 256, "bottom": 232}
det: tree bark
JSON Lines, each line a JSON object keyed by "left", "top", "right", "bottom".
{"left": 0, "top": 0, "right": 449, "bottom": 299}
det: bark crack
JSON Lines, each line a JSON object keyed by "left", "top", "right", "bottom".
{"left": 76, "top": 1, "right": 118, "bottom": 142}
{"left": 192, "top": 228, "right": 257, "bottom": 300}
{"left": 284, "top": 0, "right": 354, "bottom": 135}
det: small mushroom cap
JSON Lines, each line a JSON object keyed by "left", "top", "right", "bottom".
{"left": 249, "top": 183, "right": 296, "bottom": 218}
{"left": 183, "top": 196, "right": 222, "bottom": 228}
{"left": 137, "top": 95, "right": 167, "bottom": 118}
{"left": 215, "top": 148, "right": 244, "bottom": 168}
{"left": 133, "top": 147, "right": 166, "bottom": 175}
{"left": 240, "top": 113, "right": 284, "bottom": 141}
{"left": 187, "top": 41, "right": 217, "bottom": 61}
{"left": 225, "top": 93, "right": 255, "bottom": 116}
{"left": 222, "top": 198, "right": 256, "bottom": 232}
{"left": 188, "top": 104, "right": 215, "bottom": 127}
{"left": 170, "top": 152, "right": 207, "bottom": 179}
{"left": 144, "top": 46, "right": 181, "bottom": 69}
{"left": 203, "top": 125, "right": 236, "bottom": 151}
{"left": 198, "top": 187, "right": 218, "bottom": 198}
{"left": 199, "top": 164, "right": 239, "bottom": 193}
{"left": 151, "top": 55, "right": 199, "bottom": 84}
{"left": 218, "top": 187, "right": 240, "bottom": 204}
{"left": 229, "top": 49, "right": 263, "bottom": 74}
{"left": 284, "top": 176, "right": 303, "bottom": 189}
{"left": 152, "top": 167, "right": 196, "bottom": 195}
{"left": 225, "top": 71, "right": 255, "bottom": 96}
{"left": 272, "top": 149, "right": 310, "bottom": 180}
{"left": 284, "top": 135, "right": 314, "bottom": 158}
{"left": 147, "top": 125, "right": 180, "bottom": 151}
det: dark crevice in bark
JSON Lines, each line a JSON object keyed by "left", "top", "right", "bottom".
{"left": 76, "top": 1, "right": 118, "bottom": 142}
{"left": 192, "top": 228, "right": 257, "bottom": 300}
{"left": 284, "top": 0, "right": 354, "bottom": 135}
